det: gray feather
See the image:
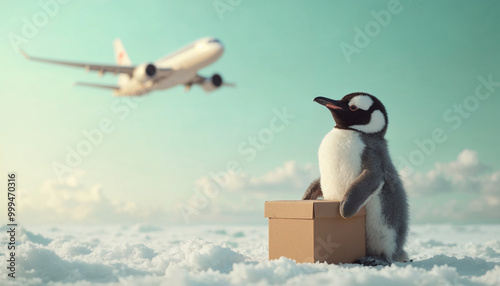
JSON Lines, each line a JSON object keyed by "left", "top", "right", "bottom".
{"left": 302, "top": 178, "right": 322, "bottom": 200}
{"left": 358, "top": 134, "right": 409, "bottom": 261}
{"left": 339, "top": 156, "right": 384, "bottom": 218}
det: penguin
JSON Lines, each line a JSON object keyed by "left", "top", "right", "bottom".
{"left": 302, "top": 92, "right": 409, "bottom": 266}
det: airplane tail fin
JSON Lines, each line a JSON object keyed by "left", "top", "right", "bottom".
{"left": 114, "top": 38, "right": 132, "bottom": 86}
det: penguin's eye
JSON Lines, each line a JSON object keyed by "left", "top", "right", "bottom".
{"left": 349, "top": 105, "right": 358, "bottom": 111}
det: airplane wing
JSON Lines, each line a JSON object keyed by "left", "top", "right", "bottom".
{"left": 223, "top": 82, "right": 236, "bottom": 87}
{"left": 20, "top": 50, "right": 173, "bottom": 77}
{"left": 74, "top": 82, "right": 119, "bottom": 90}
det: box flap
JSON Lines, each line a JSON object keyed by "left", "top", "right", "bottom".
{"left": 265, "top": 200, "right": 315, "bottom": 219}
{"left": 264, "top": 200, "right": 365, "bottom": 219}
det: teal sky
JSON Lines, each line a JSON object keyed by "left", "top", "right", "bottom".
{"left": 1, "top": 0, "right": 499, "bottom": 224}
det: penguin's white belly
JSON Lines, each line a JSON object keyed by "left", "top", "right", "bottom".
{"left": 318, "top": 129, "right": 365, "bottom": 200}
{"left": 365, "top": 191, "right": 397, "bottom": 260}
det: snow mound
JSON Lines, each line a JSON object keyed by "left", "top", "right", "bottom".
{"left": 471, "top": 265, "right": 500, "bottom": 285}
{"left": 411, "top": 254, "right": 498, "bottom": 276}
{"left": 163, "top": 239, "right": 246, "bottom": 274}
{"left": 1, "top": 224, "right": 498, "bottom": 285}
{"left": 0, "top": 225, "right": 52, "bottom": 246}
{"left": 18, "top": 242, "right": 118, "bottom": 284}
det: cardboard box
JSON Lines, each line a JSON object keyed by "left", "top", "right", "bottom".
{"left": 264, "top": 200, "right": 366, "bottom": 264}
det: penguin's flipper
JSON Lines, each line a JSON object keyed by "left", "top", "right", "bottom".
{"left": 353, "top": 256, "right": 391, "bottom": 267}
{"left": 340, "top": 164, "right": 384, "bottom": 218}
{"left": 302, "top": 178, "right": 322, "bottom": 200}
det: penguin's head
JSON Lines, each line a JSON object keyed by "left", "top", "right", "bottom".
{"left": 314, "top": 92, "right": 388, "bottom": 136}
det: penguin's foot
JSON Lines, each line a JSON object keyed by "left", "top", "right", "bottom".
{"left": 353, "top": 256, "right": 392, "bottom": 267}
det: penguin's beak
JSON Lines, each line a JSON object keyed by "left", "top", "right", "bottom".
{"left": 313, "top": 97, "right": 343, "bottom": 110}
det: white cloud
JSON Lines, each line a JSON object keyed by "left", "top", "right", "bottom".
{"left": 21, "top": 170, "right": 169, "bottom": 224}
{"left": 437, "top": 149, "right": 490, "bottom": 179}
{"left": 402, "top": 149, "right": 500, "bottom": 223}
{"left": 195, "top": 161, "right": 317, "bottom": 195}
{"left": 186, "top": 153, "right": 500, "bottom": 224}
{"left": 179, "top": 161, "right": 318, "bottom": 223}
{"left": 19, "top": 162, "right": 317, "bottom": 225}
{"left": 23, "top": 152, "right": 498, "bottom": 225}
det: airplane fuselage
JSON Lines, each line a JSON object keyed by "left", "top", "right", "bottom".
{"left": 117, "top": 37, "right": 224, "bottom": 95}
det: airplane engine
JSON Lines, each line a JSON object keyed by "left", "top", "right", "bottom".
{"left": 200, "top": 74, "right": 223, "bottom": 92}
{"left": 133, "top": 63, "right": 157, "bottom": 85}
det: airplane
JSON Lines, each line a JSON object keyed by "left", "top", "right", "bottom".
{"left": 20, "top": 37, "right": 234, "bottom": 96}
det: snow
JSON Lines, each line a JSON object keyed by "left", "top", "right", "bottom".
{"left": 1, "top": 224, "right": 499, "bottom": 285}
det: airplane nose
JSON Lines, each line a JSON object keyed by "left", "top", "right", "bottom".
{"left": 214, "top": 42, "right": 224, "bottom": 56}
